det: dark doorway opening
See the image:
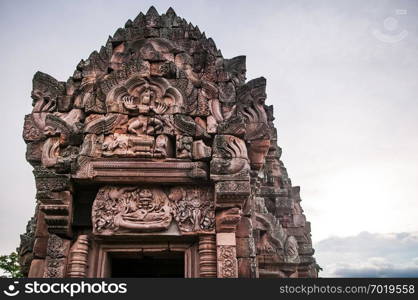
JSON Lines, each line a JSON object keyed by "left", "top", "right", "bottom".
{"left": 110, "top": 251, "right": 184, "bottom": 278}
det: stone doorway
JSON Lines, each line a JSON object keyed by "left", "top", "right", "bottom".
{"left": 89, "top": 240, "right": 200, "bottom": 278}
{"left": 110, "top": 251, "right": 184, "bottom": 278}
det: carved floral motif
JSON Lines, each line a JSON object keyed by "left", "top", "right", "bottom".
{"left": 217, "top": 245, "right": 237, "bottom": 278}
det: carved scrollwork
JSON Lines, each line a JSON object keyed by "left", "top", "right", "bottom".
{"left": 217, "top": 245, "right": 237, "bottom": 278}
{"left": 92, "top": 186, "right": 172, "bottom": 234}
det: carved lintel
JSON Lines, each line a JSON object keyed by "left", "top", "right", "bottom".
{"left": 92, "top": 185, "right": 215, "bottom": 236}
{"left": 93, "top": 186, "right": 172, "bottom": 235}
{"left": 199, "top": 235, "right": 217, "bottom": 277}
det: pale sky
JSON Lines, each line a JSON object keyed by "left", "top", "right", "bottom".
{"left": 0, "top": 0, "right": 417, "bottom": 277}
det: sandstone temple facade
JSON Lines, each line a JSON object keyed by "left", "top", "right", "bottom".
{"left": 19, "top": 7, "right": 318, "bottom": 278}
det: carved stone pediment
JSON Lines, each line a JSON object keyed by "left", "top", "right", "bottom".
{"left": 92, "top": 185, "right": 214, "bottom": 235}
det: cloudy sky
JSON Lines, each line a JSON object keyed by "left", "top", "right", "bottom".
{"left": 0, "top": 0, "right": 417, "bottom": 277}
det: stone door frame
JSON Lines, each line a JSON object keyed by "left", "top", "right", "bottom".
{"left": 88, "top": 239, "right": 200, "bottom": 278}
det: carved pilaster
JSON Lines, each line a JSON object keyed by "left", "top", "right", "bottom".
{"left": 43, "top": 234, "right": 71, "bottom": 278}
{"left": 67, "top": 235, "right": 89, "bottom": 278}
{"left": 215, "top": 203, "right": 241, "bottom": 278}
{"left": 198, "top": 235, "right": 217, "bottom": 278}
{"left": 216, "top": 233, "right": 238, "bottom": 278}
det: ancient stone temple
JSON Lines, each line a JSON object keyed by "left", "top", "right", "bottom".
{"left": 19, "top": 6, "right": 318, "bottom": 278}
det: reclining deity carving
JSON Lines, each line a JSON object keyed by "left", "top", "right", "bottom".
{"left": 93, "top": 186, "right": 172, "bottom": 234}
{"left": 92, "top": 186, "right": 215, "bottom": 235}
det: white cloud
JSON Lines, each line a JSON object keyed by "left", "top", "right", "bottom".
{"left": 315, "top": 231, "right": 418, "bottom": 277}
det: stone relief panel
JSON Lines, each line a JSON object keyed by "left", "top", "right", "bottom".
{"left": 43, "top": 234, "right": 70, "bottom": 278}
{"left": 92, "top": 185, "right": 214, "bottom": 235}
{"left": 168, "top": 186, "right": 215, "bottom": 233}
{"left": 105, "top": 76, "right": 183, "bottom": 115}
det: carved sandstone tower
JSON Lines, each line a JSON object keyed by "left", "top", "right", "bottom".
{"left": 19, "top": 6, "right": 318, "bottom": 278}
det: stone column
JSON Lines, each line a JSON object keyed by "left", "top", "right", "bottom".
{"left": 198, "top": 235, "right": 217, "bottom": 278}
{"left": 67, "top": 235, "right": 89, "bottom": 278}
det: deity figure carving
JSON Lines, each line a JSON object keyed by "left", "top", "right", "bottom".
{"left": 106, "top": 76, "right": 183, "bottom": 115}
{"left": 92, "top": 185, "right": 214, "bottom": 235}
{"left": 168, "top": 187, "right": 215, "bottom": 233}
